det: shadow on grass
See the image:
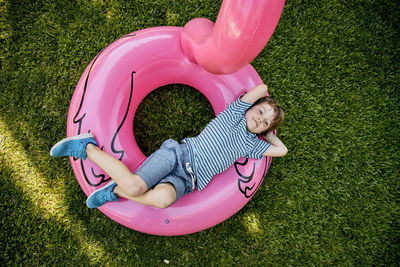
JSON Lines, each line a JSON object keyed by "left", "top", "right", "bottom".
{"left": 0, "top": 164, "right": 94, "bottom": 264}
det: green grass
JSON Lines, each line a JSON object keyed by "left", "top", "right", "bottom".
{"left": 1, "top": 0, "right": 399, "bottom": 265}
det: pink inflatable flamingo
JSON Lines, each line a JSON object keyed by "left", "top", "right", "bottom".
{"left": 182, "top": 0, "right": 285, "bottom": 74}
{"left": 67, "top": 0, "right": 285, "bottom": 235}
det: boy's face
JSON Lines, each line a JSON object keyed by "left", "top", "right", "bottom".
{"left": 245, "top": 102, "right": 275, "bottom": 134}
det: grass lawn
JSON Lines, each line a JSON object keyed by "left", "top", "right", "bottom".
{"left": 1, "top": 0, "right": 399, "bottom": 265}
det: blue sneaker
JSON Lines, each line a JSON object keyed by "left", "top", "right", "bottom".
{"left": 50, "top": 133, "right": 98, "bottom": 160}
{"left": 86, "top": 181, "right": 119, "bottom": 208}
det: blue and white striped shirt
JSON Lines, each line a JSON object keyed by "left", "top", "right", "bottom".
{"left": 183, "top": 96, "right": 270, "bottom": 191}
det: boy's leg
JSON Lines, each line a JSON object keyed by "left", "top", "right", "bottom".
{"left": 86, "top": 144, "right": 148, "bottom": 197}
{"left": 51, "top": 135, "right": 178, "bottom": 208}
{"left": 114, "top": 183, "right": 176, "bottom": 209}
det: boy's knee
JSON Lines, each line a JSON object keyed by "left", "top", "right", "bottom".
{"left": 152, "top": 185, "right": 176, "bottom": 209}
{"left": 125, "top": 175, "right": 147, "bottom": 197}
{"left": 153, "top": 197, "right": 174, "bottom": 209}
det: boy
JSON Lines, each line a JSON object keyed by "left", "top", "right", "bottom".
{"left": 50, "top": 84, "right": 287, "bottom": 209}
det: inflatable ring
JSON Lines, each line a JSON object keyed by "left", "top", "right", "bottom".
{"left": 67, "top": 1, "right": 284, "bottom": 236}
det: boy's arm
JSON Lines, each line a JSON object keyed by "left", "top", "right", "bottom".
{"left": 240, "top": 84, "right": 268, "bottom": 104}
{"left": 262, "top": 132, "right": 288, "bottom": 157}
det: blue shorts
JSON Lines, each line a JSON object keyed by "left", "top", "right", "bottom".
{"left": 134, "top": 139, "right": 196, "bottom": 202}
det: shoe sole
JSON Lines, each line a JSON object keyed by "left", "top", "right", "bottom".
{"left": 86, "top": 181, "right": 116, "bottom": 208}
{"left": 50, "top": 133, "right": 94, "bottom": 157}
